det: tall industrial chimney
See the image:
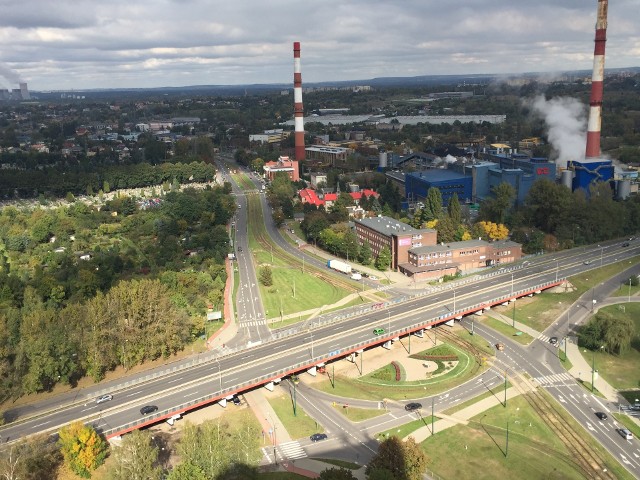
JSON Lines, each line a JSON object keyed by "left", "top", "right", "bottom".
{"left": 293, "top": 42, "right": 305, "bottom": 162}
{"left": 19, "top": 83, "right": 30, "bottom": 100}
{"left": 585, "top": 0, "right": 608, "bottom": 159}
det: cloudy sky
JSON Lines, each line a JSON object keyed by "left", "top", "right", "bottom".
{"left": 0, "top": 0, "right": 638, "bottom": 91}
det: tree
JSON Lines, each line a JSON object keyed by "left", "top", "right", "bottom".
{"left": 422, "top": 187, "right": 443, "bottom": 221}
{"left": 447, "top": 192, "right": 462, "bottom": 226}
{"left": 0, "top": 435, "right": 61, "bottom": 480}
{"left": 358, "top": 240, "right": 373, "bottom": 265}
{"left": 106, "top": 429, "right": 162, "bottom": 480}
{"left": 480, "top": 182, "right": 515, "bottom": 224}
{"left": 58, "top": 421, "right": 108, "bottom": 478}
{"left": 366, "top": 436, "right": 429, "bottom": 480}
{"left": 259, "top": 266, "right": 273, "bottom": 286}
{"left": 375, "top": 246, "right": 392, "bottom": 271}
{"left": 602, "top": 313, "right": 635, "bottom": 355}
{"left": 167, "top": 463, "right": 208, "bottom": 480}
{"left": 319, "top": 466, "right": 357, "bottom": 480}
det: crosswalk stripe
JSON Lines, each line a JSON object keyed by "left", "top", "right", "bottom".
{"left": 534, "top": 372, "right": 574, "bottom": 385}
{"left": 278, "top": 441, "right": 307, "bottom": 460}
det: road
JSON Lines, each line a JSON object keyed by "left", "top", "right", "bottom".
{"left": 1, "top": 238, "right": 637, "bottom": 444}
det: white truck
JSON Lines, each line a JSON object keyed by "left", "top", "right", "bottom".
{"left": 327, "top": 259, "right": 352, "bottom": 274}
{"left": 351, "top": 272, "right": 362, "bottom": 280}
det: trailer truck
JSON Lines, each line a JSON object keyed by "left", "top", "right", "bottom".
{"left": 327, "top": 259, "right": 352, "bottom": 274}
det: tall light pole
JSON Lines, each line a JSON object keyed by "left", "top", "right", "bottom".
{"left": 387, "top": 309, "right": 391, "bottom": 335}
{"left": 555, "top": 260, "right": 559, "bottom": 283}
{"left": 215, "top": 357, "right": 222, "bottom": 395}
{"left": 592, "top": 345, "right": 604, "bottom": 393}
{"left": 629, "top": 277, "right": 632, "bottom": 303}
{"left": 510, "top": 273, "right": 514, "bottom": 298}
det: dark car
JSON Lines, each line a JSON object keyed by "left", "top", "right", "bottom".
{"left": 595, "top": 411, "right": 608, "bottom": 420}
{"left": 140, "top": 405, "right": 158, "bottom": 415}
{"left": 310, "top": 433, "right": 328, "bottom": 442}
{"left": 549, "top": 337, "right": 558, "bottom": 345}
{"left": 232, "top": 396, "right": 241, "bottom": 406}
{"left": 405, "top": 402, "right": 422, "bottom": 412}
{"left": 622, "top": 242, "right": 630, "bottom": 247}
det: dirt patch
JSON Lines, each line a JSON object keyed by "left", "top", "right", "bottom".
{"left": 301, "top": 332, "right": 455, "bottom": 383}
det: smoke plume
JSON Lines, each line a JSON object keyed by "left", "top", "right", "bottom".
{"left": 531, "top": 95, "right": 586, "bottom": 166}
{"left": 0, "top": 62, "right": 23, "bottom": 85}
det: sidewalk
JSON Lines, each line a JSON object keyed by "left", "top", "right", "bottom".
{"left": 484, "top": 306, "right": 623, "bottom": 403}
{"left": 406, "top": 386, "right": 525, "bottom": 443}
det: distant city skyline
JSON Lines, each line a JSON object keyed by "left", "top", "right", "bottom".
{"left": 0, "top": 1, "right": 638, "bottom": 91}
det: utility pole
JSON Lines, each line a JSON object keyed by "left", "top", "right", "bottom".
{"left": 431, "top": 397, "right": 435, "bottom": 435}
{"left": 512, "top": 299, "right": 516, "bottom": 328}
{"left": 504, "top": 371, "right": 507, "bottom": 407}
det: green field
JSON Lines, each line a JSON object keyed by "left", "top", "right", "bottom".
{"left": 333, "top": 404, "right": 387, "bottom": 422}
{"left": 578, "top": 302, "right": 640, "bottom": 390}
{"left": 422, "top": 393, "right": 634, "bottom": 480}
{"left": 378, "top": 416, "right": 436, "bottom": 440}
{"left": 268, "top": 393, "right": 324, "bottom": 440}
{"left": 312, "top": 342, "right": 486, "bottom": 400}
{"left": 480, "top": 315, "right": 535, "bottom": 344}
{"left": 491, "top": 257, "right": 640, "bottom": 333}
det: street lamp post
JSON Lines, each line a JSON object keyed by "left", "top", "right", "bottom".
{"left": 510, "top": 273, "right": 514, "bottom": 298}
{"left": 555, "top": 260, "right": 559, "bottom": 283}
{"left": 215, "top": 357, "right": 223, "bottom": 395}
{"left": 591, "top": 345, "right": 604, "bottom": 393}
{"left": 629, "top": 277, "right": 632, "bottom": 303}
{"left": 387, "top": 309, "right": 391, "bottom": 335}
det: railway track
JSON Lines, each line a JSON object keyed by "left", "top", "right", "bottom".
{"left": 438, "top": 326, "right": 616, "bottom": 478}
{"left": 247, "top": 193, "right": 359, "bottom": 295}
{"left": 512, "top": 373, "right": 617, "bottom": 479}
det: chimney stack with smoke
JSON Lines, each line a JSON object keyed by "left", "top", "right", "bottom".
{"left": 293, "top": 42, "right": 305, "bottom": 162}
{"left": 19, "top": 83, "right": 30, "bottom": 100}
{"left": 585, "top": 0, "right": 608, "bottom": 159}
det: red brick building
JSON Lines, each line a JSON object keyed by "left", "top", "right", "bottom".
{"left": 263, "top": 156, "right": 300, "bottom": 182}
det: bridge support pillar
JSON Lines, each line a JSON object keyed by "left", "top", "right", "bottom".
{"left": 382, "top": 340, "right": 392, "bottom": 350}
{"left": 444, "top": 319, "right": 454, "bottom": 327}
{"left": 307, "top": 366, "right": 317, "bottom": 377}
{"left": 414, "top": 329, "right": 424, "bottom": 338}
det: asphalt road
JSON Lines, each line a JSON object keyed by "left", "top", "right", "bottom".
{"left": 1, "top": 238, "right": 638, "bottom": 449}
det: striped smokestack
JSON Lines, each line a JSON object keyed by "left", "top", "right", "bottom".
{"left": 293, "top": 41, "right": 305, "bottom": 162}
{"left": 585, "top": 0, "right": 608, "bottom": 159}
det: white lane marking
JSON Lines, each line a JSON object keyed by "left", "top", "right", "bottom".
{"left": 32, "top": 421, "right": 50, "bottom": 428}
{"left": 126, "top": 390, "right": 144, "bottom": 397}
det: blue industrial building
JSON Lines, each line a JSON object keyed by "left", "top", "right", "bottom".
{"left": 568, "top": 159, "right": 614, "bottom": 191}
{"left": 405, "top": 170, "right": 472, "bottom": 206}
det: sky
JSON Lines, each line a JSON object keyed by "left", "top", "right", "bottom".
{"left": 0, "top": 0, "right": 639, "bottom": 91}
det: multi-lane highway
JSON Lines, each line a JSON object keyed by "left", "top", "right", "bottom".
{"left": 1, "top": 236, "right": 637, "bottom": 446}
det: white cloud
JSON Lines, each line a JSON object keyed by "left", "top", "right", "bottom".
{"left": 0, "top": 0, "right": 636, "bottom": 90}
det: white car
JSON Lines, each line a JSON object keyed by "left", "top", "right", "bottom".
{"left": 96, "top": 394, "right": 113, "bottom": 405}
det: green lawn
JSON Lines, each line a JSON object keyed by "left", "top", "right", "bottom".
{"left": 613, "top": 413, "right": 640, "bottom": 438}
{"left": 422, "top": 393, "right": 634, "bottom": 480}
{"left": 268, "top": 393, "right": 324, "bottom": 440}
{"left": 578, "top": 302, "right": 640, "bottom": 390}
{"left": 442, "top": 381, "right": 512, "bottom": 415}
{"left": 333, "top": 404, "right": 387, "bottom": 422}
{"left": 481, "top": 315, "right": 535, "bottom": 344}
{"left": 377, "top": 416, "right": 436, "bottom": 440}
{"left": 453, "top": 327, "right": 496, "bottom": 358}
{"left": 313, "top": 343, "right": 486, "bottom": 400}
{"left": 491, "top": 257, "right": 640, "bottom": 333}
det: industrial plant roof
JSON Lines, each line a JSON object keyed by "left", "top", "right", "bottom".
{"left": 407, "top": 169, "right": 468, "bottom": 182}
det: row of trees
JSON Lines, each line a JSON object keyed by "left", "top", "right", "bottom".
{"left": 0, "top": 417, "right": 430, "bottom": 480}
{"left": 578, "top": 309, "right": 636, "bottom": 355}
{"left": 0, "top": 161, "right": 216, "bottom": 199}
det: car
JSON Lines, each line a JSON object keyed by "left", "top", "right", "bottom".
{"left": 140, "top": 405, "right": 158, "bottom": 415}
{"left": 583, "top": 260, "right": 592, "bottom": 265}
{"left": 232, "top": 396, "right": 241, "bottom": 406}
{"left": 618, "top": 428, "right": 633, "bottom": 440}
{"left": 369, "top": 275, "right": 379, "bottom": 281}
{"left": 595, "top": 411, "right": 608, "bottom": 420}
{"left": 95, "top": 394, "right": 113, "bottom": 405}
{"left": 310, "top": 433, "right": 328, "bottom": 442}
{"left": 373, "top": 328, "right": 385, "bottom": 335}
{"left": 549, "top": 337, "right": 558, "bottom": 345}
{"left": 405, "top": 402, "right": 422, "bottom": 412}
{"left": 622, "top": 242, "right": 630, "bottom": 247}
{"left": 238, "top": 247, "right": 242, "bottom": 252}
{"left": 495, "top": 343, "right": 505, "bottom": 351}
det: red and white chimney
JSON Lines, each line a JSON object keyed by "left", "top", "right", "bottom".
{"left": 293, "top": 42, "right": 305, "bottom": 162}
{"left": 585, "top": 0, "right": 608, "bottom": 159}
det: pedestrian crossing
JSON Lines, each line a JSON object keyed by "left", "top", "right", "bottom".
{"left": 533, "top": 372, "right": 574, "bottom": 385}
{"left": 537, "top": 333, "right": 552, "bottom": 343}
{"left": 277, "top": 441, "right": 307, "bottom": 460}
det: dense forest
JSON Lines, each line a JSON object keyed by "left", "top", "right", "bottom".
{"left": 0, "top": 185, "right": 235, "bottom": 400}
